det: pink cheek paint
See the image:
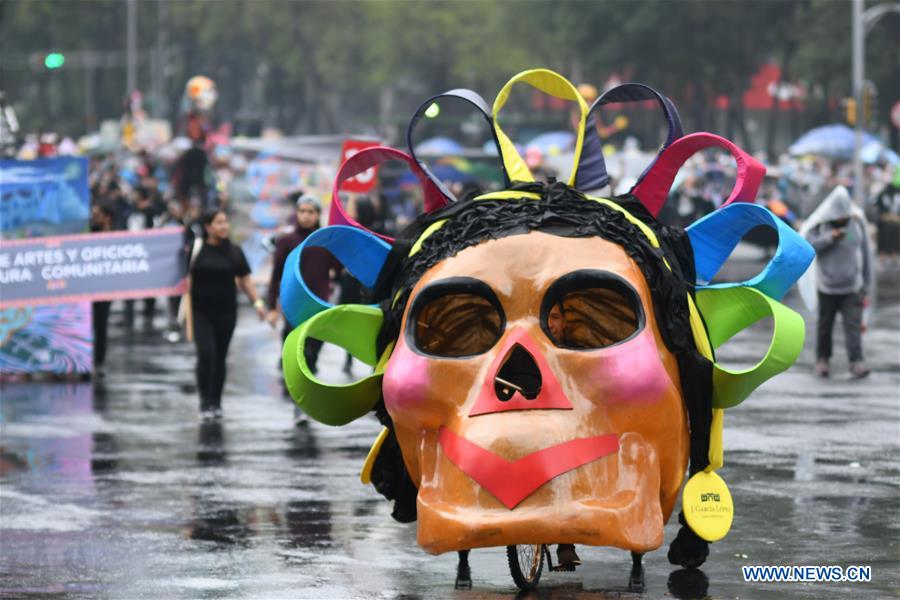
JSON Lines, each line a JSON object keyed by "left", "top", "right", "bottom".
{"left": 589, "top": 330, "right": 674, "bottom": 405}
{"left": 383, "top": 342, "right": 432, "bottom": 412}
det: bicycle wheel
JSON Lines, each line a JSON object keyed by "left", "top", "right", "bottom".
{"left": 507, "top": 544, "right": 544, "bottom": 591}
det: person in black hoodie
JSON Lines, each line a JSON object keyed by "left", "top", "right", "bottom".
{"left": 190, "top": 208, "right": 266, "bottom": 419}
{"left": 266, "top": 192, "right": 336, "bottom": 376}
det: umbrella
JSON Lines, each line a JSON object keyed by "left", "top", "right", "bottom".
{"left": 788, "top": 124, "right": 880, "bottom": 160}
{"left": 860, "top": 141, "right": 899, "bottom": 166}
{"left": 482, "top": 140, "right": 525, "bottom": 156}
{"left": 526, "top": 131, "right": 575, "bottom": 155}
{"left": 398, "top": 163, "right": 473, "bottom": 185}
{"left": 414, "top": 137, "right": 464, "bottom": 156}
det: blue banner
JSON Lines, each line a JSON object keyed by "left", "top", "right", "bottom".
{"left": 1, "top": 157, "right": 91, "bottom": 238}
{"left": 1, "top": 157, "right": 92, "bottom": 375}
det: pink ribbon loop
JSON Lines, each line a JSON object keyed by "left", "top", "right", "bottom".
{"left": 630, "top": 132, "right": 766, "bottom": 218}
{"left": 330, "top": 146, "right": 449, "bottom": 242}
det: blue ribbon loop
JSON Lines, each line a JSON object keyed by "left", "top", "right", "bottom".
{"left": 281, "top": 225, "right": 392, "bottom": 327}
{"left": 687, "top": 203, "right": 814, "bottom": 301}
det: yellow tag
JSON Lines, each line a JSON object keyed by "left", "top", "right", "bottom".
{"left": 682, "top": 471, "right": 734, "bottom": 542}
{"left": 360, "top": 427, "right": 390, "bottom": 485}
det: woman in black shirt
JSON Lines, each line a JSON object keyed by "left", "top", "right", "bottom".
{"left": 190, "top": 209, "right": 265, "bottom": 418}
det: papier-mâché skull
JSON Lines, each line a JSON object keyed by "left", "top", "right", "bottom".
{"left": 383, "top": 230, "right": 689, "bottom": 554}
{"left": 280, "top": 71, "right": 815, "bottom": 587}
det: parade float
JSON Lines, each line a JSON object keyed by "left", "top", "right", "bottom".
{"left": 278, "top": 69, "right": 814, "bottom": 591}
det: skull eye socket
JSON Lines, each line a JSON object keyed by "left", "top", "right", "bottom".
{"left": 541, "top": 270, "right": 644, "bottom": 350}
{"left": 409, "top": 278, "right": 505, "bottom": 358}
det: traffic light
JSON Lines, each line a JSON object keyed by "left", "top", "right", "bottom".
{"left": 845, "top": 98, "right": 857, "bottom": 126}
{"left": 44, "top": 52, "right": 65, "bottom": 69}
{"left": 862, "top": 86, "right": 876, "bottom": 124}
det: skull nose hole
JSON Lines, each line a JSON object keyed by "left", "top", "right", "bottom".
{"left": 494, "top": 344, "right": 542, "bottom": 401}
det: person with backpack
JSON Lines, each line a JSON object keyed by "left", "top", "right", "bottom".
{"left": 189, "top": 208, "right": 266, "bottom": 419}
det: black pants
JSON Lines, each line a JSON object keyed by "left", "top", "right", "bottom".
{"left": 124, "top": 297, "right": 157, "bottom": 326}
{"left": 281, "top": 319, "right": 323, "bottom": 373}
{"left": 817, "top": 291, "right": 864, "bottom": 363}
{"left": 194, "top": 306, "right": 237, "bottom": 410}
{"left": 167, "top": 296, "right": 182, "bottom": 330}
{"left": 92, "top": 301, "right": 112, "bottom": 368}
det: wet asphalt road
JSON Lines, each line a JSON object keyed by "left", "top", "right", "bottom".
{"left": 1, "top": 272, "right": 898, "bottom": 599}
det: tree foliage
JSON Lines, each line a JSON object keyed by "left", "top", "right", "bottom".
{"left": 2, "top": 0, "right": 898, "bottom": 150}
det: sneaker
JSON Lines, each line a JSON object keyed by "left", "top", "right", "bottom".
{"left": 200, "top": 409, "right": 216, "bottom": 421}
{"left": 850, "top": 362, "right": 870, "bottom": 379}
{"left": 212, "top": 408, "right": 223, "bottom": 419}
{"left": 293, "top": 406, "right": 309, "bottom": 427}
{"left": 815, "top": 359, "right": 829, "bottom": 378}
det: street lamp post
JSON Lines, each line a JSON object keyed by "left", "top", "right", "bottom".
{"left": 852, "top": 0, "right": 864, "bottom": 206}
{"left": 852, "top": 0, "right": 900, "bottom": 206}
{"left": 126, "top": 0, "right": 137, "bottom": 96}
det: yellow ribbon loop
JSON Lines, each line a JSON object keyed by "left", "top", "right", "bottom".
{"left": 492, "top": 69, "right": 590, "bottom": 186}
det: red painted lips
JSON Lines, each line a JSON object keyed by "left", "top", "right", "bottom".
{"left": 438, "top": 426, "right": 620, "bottom": 509}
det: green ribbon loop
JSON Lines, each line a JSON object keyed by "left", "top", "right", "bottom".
{"left": 696, "top": 287, "right": 805, "bottom": 409}
{"left": 282, "top": 304, "right": 384, "bottom": 426}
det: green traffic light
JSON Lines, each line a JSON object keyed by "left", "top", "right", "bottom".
{"left": 44, "top": 53, "right": 65, "bottom": 69}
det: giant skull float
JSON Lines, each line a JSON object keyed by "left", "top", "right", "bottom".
{"left": 279, "top": 70, "right": 814, "bottom": 589}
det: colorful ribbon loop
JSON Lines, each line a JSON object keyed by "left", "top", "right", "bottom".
{"left": 696, "top": 287, "right": 805, "bottom": 409}
{"left": 631, "top": 132, "right": 766, "bottom": 217}
{"left": 492, "top": 69, "right": 589, "bottom": 186}
{"left": 407, "top": 88, "right": 507, "bottom": 200}
{"left": 687, "top": 203, "right": 815, "bottom": 301}
{"left": 282, "top": 304, "right": 384, "bottom": 426}
{"left": 576, "top": 83, "right": 684, "bottom": 191}
{"left": 280, "top": 225, "right": 391, "bottom": 328}
{"left": 329, "top": 146, "right": 448, "bottom": 242}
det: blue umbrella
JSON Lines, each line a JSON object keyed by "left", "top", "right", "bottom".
{"left": 397, "top": 164, "right": 473, "bottom": 185}
{"left": 482, "top": 140, "right": 525, "bottom": 156}
{"left": 526, "top": 131, "right": 576, "bottom": 154}
{"left": 860, "top": 141, "right": 899, "bottom": 166}
{"left": 414, "top": 137, "right": 464, "bottom": 156}
{"left": 789, "top": 124, "right": 880, "bottom": 160}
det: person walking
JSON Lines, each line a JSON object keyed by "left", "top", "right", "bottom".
{"left": 189, "top": 208, "right": 265, "bottom": 418}
{"left": 90, "top": 201, "right": 116, "bottom": 378}
{"left": 266, "top": 192, "right": 334, "bottom": 375}
{"left": 336, "top": 197, "right": 377, "bottom": 375}
{"left": 803, "top": 186, "right": 872, "bottom": 379}
{"left": 124, "top": 186, "right": 160, "bottom": 330}
{"left": 874, "top": 166, "right": 900, "bottom": 262}
{"left": 157, "top": 199, "right": 192, "bottom": 343}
